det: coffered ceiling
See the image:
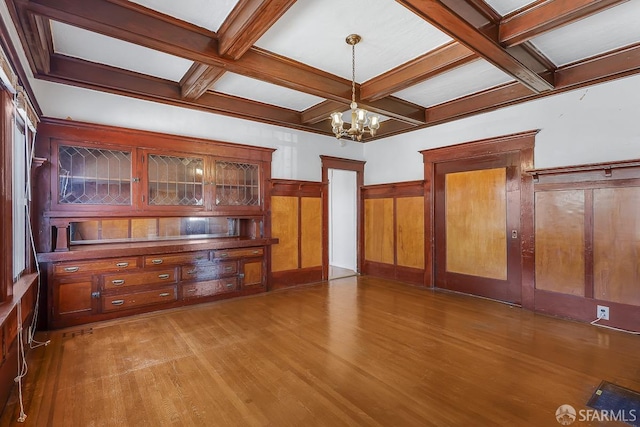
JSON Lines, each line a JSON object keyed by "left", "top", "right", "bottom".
{"left": 5, "top": 0, "right": 640, "bottom": 141}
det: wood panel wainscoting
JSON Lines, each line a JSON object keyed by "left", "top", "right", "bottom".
{"left": 531, "top": 159, "right": 640, "bottom": 332}
{"left": 270, "top": 180, "right": 325, "bottom": 290}
{"left": 362, "top": 181, "right": 425, "bottom": 286}
{"left": 2, "top": 276, "right": 640, "bottom": 426}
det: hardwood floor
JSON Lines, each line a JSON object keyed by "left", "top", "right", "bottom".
{"left": 329, "top": 265, "right": 358, "bottom": 280}
{"left": 1, "top": 276, "right": 639, "bottom": 426}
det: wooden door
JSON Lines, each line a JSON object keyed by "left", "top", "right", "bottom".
{"left": 435, "top": 153, "right": 522, "bottom": 304}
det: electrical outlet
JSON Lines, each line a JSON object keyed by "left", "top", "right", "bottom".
{"left": 597, "top": 305, "right": 610, "bottom": 320}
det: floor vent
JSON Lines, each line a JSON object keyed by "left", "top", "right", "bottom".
{"left": 587, "top": 381, "right": 640, "bottom": 427}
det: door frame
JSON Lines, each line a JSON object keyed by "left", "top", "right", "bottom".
{"left": 420, "top": 131, "right": 536, "bottom": 309}
{"left": 321, "top": 156, "right": 365, "bottom": 280}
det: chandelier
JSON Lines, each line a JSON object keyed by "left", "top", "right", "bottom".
{"left": 330, "top": 34, "right": 380, "bottom": 142}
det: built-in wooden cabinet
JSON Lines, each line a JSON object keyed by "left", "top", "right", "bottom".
{"left": 51, "top": 140, "right": 263, "bottom": 219}
{"left": 35, "top": 119, "right": 276, "bottom": 329}
{"left": 43, "top": 244, "right": 267, "bottom": 328}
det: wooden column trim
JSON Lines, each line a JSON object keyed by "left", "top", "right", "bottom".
{"left": 584, "top": 189, "right": 594, "bottom": 299}
{"left": 519, "top": 146, "right": 535, "bottom": 310}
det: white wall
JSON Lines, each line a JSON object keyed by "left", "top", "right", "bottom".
{"left": 329, "top": 169, "right": 357, "bottom": 271}
{"left": 363, "top": 74, "right": 640, "bottom": 185}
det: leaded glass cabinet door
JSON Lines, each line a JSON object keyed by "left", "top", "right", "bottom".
{"left": 214, "top": 160, "right": 261, "bottom": 209}
{"left": 55, "top": 143, "right": 133, "bottom": 211}
{"left": 145, "top": 152, "right": 206, "bottom": 209}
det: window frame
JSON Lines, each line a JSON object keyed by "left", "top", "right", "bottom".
{"left": 12, "top": 112, "right": 28, "bottom": 282}
{"left": 0, "top": 88, "right": 13, "bottom": 301}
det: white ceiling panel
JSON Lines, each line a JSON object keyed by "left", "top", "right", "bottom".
{"left": 128, "top": 0, "right": 239, "bottom": 32}
{"left": 51, "top": 21, "right": 193, "bottom": 82}
{"left": 255, "top": 0, "right": 452, "bottom": 82}
{"left": 483, "top": 0, "right": 537, "bottom": 16}
{"left": 214, "top": 73, "right": 325, "bottom": 111}
{"left": 530, "top": 1, "right": 640, "bottom": 66}
{"left": 393, "top": 59, "right": 514, "bottom": 107}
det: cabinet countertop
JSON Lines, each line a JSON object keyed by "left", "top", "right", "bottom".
{"left": 38, "top": 237, "right": 278, "bottom": 263}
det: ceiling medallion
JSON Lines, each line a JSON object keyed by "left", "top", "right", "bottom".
{"left": 330, "top": 34, "right": 380, "bottom": 143}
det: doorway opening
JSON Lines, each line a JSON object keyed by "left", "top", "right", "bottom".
{"left": 328, "top": 168, "right": 358, "bottom": 279}
{"left": 321, "top": 156, "right": 365, "bottom": 281}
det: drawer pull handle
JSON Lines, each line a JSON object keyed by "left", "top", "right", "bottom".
{"left": 252, "top": 250, "right": 260, "bottom": 254}
{"left": 111, "top": 300, "right": 125, "bottom": 306}
{"left": 116, "top": 262, "right": 129, "bottom": 268}
{"left": 186, "top": 269, "right": 197, "bottom": 275}
{"left": 111, "top": 279, "right": 125, "bottom": 286}
{"left": 151, "top": 259, "right": 163, "bottom": 265}
{"left": 224, "top": 266, "right": 234, "bottom": 272}
{"left": 158, "top": 274, "right": 170, "bottom": 280}
{"left": 158, "top": 292, "right": 171, "bottom": 297}
{"left": 63, "top": 266, "right": 79, "bottom": 273}
{"left": 186, "top": 288, "right": 196, "bottom": 293}
{"left": 219, "top": 253, "right": 229, "bottom": 258}
{"left": 226, "top": 283, "right": 234, "bottom": 288}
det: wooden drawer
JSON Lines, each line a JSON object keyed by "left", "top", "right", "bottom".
{"left": 181, "top": 261, "right": 237, "bottom": 281}
{"left": 213, "top": 247, "right": 264, "bottom": 260}
{"left": 102, "top": 286, "right": 177, "bottom": 312}
{"left": 143, "top": 251, "right": 210, "bottom": 267}
{"left": 182, "top": 278, "right": 238, "bottom": 299}
{"left": 54, "top": 257, "right": 138, "bottom": 276}
{"left": 103, "top": 269, "right": 177, "bottom": 290}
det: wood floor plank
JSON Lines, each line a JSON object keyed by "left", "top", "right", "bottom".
{"left": 1, "top": 276, "right": 638, "bottom": 426}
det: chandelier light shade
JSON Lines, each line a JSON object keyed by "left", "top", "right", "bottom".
{"left": 330, "top": 34, "right": 380, "bottom": 142}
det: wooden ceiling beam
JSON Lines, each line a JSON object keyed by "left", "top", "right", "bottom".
{"left": 555, "top": 42, "right": 640, "bottom": 88}
{"left": 18, "top": 0, "right": 351, "bottom": 99}
{"left": 425, "top": 42, "right": 640, "bottom": 127}
{"left": 396, "top": 0, "right": 555, "bottom": 93}
{"left": 500, "top": 0, "right": 628, "bottom": 48}
{"left": 180, "top": 63, "right": 226, "bottom": 100}
{"left": 426, "top": 81, "right": 533, "bottom": 125}
{"left": 46, "top": 54, "right": 314, "bottom": 129}
{"left": 301, "top": 100, "right": 346, "bottom": 125}
{"left": 18, "top": 0, "right": 424, "bottom": 124}
{"left": 361, "top": 41, "right": 478, "bottom": 102}
{"left": 217, "top": 0, "right": 296, "bottom": 60}
{"left": 361, "top": 96, "right": 426, "bottom": 125}
{"left": 6, "top": 2, "right": 52, "bottom": 74}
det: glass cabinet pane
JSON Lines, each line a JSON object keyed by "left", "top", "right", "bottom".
{"left": 215, "top": 161, "right": 260, "bottom": 206}
{"left": 58, "top": 145, "right": 132, "bottom": 205}
{"left": 147, "top": 154, "right": 204, "bottom": 206}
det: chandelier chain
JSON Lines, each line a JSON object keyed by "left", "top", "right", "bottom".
{"left": 351, "top": 42, "right": 356, "bottom": 104}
